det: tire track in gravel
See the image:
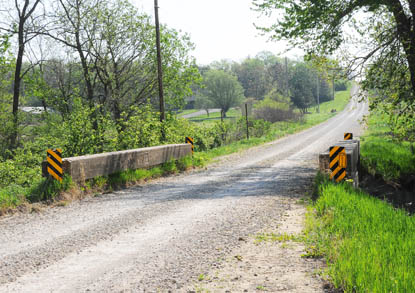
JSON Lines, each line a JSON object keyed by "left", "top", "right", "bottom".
{"left": 0, "top": 87, "right": 368, "bottom": 292}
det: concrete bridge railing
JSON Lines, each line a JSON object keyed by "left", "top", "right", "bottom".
{"left": 319, "top": 139, "right": 360, "bottom": 186}
{"left": 43, "top": 144, "right": 192, "bottom": 182}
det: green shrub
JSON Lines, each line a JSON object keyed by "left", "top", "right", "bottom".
{"left": 0, "top": 184, "right": 24, "bottom": 209}
{"left": 28, "top": 175, "right": 73, "bottom": 202}
{"left": 150, "top": 167, "right": 163, "bottom": 178}
{"left": 134, "top": 169, "right": 151, "bottom": 180}
{"left": 335, "top": 80, "right": 348, "bottom": 91}
{"left": 253, "top": 96, "right": 301, "bottom": 123}
{"left": 177, "top": 155, "right": 193, "bottom": 171}
{"left": 162, "top": 160, "right": 177, "bottom": 174}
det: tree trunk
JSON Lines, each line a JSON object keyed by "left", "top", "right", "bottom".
{"left": 10, "top": 17, "right": 26, "bottom": 149}
{"left": 387, "top": 0, "right": 415, "bottom": 98}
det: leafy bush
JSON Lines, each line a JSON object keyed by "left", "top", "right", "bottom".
{"left": 0, "top": 184, "right": 25, "bottom": 209}
{"left": 253, "top": 96, "right": 301, "bottom": 123}
{"left": 28, "top": 175, "right": 73, "bottom": 202}
{"left": 0, "top": 143, "right": 43, "bottom": 188}
{"left": 116, "top": 105, "right": 162, "bottom": 150}
{"left": 335, "top": 80, "right": 348, "bottom": 91}
{"left": 176, "top": 155, "right": 193, "bottom": 171}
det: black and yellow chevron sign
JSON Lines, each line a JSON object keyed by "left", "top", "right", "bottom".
{"left": 47, "top": 149, "right": 63, "bottom": 182}
{"left": 185, "top": 137, "right": 194, "bottom": 154}
{"left": 344, "top": 133, "right": 353, "bottom": 140}
{"left": 329, "top": 146, "right": 347, "bottom": 182}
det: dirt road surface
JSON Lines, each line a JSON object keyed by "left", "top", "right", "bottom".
{"left": 0, "top": 84, "right": 367, "bottom": 292}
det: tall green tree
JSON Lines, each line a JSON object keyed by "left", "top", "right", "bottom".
{"left": 204, "top": 70, "right": 244, "bottom": 117}
{"left": 253, "top": 0, "right": 415, "bottom": 96}
{"left": 289, "top": 63, "right": 315, "bottom": 113}
{"left": 233, "top": 57, "right": 268, "bottom": 99}
{"left": 44, "top": 0, "right": 199, "bottom": 124}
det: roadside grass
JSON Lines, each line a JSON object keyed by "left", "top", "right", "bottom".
{"left": 305, "top": 173, "right": 415, "bottom": 292}
{"left": 360, "top": 113, "right": 415, "bottom": 181}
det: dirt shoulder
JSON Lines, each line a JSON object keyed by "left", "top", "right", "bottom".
{"left": 183, "top": 200, "right": 327, "bottom": 293}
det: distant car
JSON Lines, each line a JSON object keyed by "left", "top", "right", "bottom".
{"left": 19, "top": 107, "right": 54, "bottom": 114}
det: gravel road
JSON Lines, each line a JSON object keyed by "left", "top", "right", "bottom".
{"left": 0, "top": 84, "right": 367, "bottom": 292}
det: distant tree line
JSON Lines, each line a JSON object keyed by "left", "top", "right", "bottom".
{"left": 193, "top": 52, "right": 345, "bottom": 120}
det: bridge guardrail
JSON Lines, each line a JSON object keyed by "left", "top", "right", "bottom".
{"left": 42, "top": 144, "right": 192, "bottom": 182}
{"left": 319, "top": 138, "right": 360, "bottom": 187}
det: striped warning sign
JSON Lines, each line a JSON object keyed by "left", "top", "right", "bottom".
{"left": 47, "top": 149, "right": 63, "bottom": 182}
{"left": 185, "top": 137, "right": 194, "bottom": 154}
{"left": 329, "top": 146, "right": 347, "bottom": 182}
{"left": 344, "top": 133, "right": 353, "bottom": 140}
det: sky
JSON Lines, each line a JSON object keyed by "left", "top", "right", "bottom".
{"left": 131, "top": 0, "right": 304, "bottom": 65}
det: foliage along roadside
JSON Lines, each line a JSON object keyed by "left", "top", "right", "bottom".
{"left": 0, "top": 86, "right": 351, "bottom": 214}
{"left": 360, "top": 112, "right": 415, "bottom": 182}
{"left": 304, "top": 173, "right": 415, "bottom": 292}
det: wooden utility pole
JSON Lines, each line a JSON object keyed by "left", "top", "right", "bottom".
{"left": 316, "top": 74, "right": 320, "bottom": 113}
{"left": 245, "top": 103, "right": 249, "bottom": 140}
{"left": 285, "top": 57, "right": 289, "bottom": 97}
{"left": 154, "top": 0, "right": 165, "bottom": 123}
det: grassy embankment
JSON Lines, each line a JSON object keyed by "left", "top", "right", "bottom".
{"left": 360, "top": 114, "right": 415, "bottom": 181}
{"left": 0, "top": 88, "right": 351, "bottom": 212}
{"left": 305, "top": 112, "right": 415, "bottom": 292}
